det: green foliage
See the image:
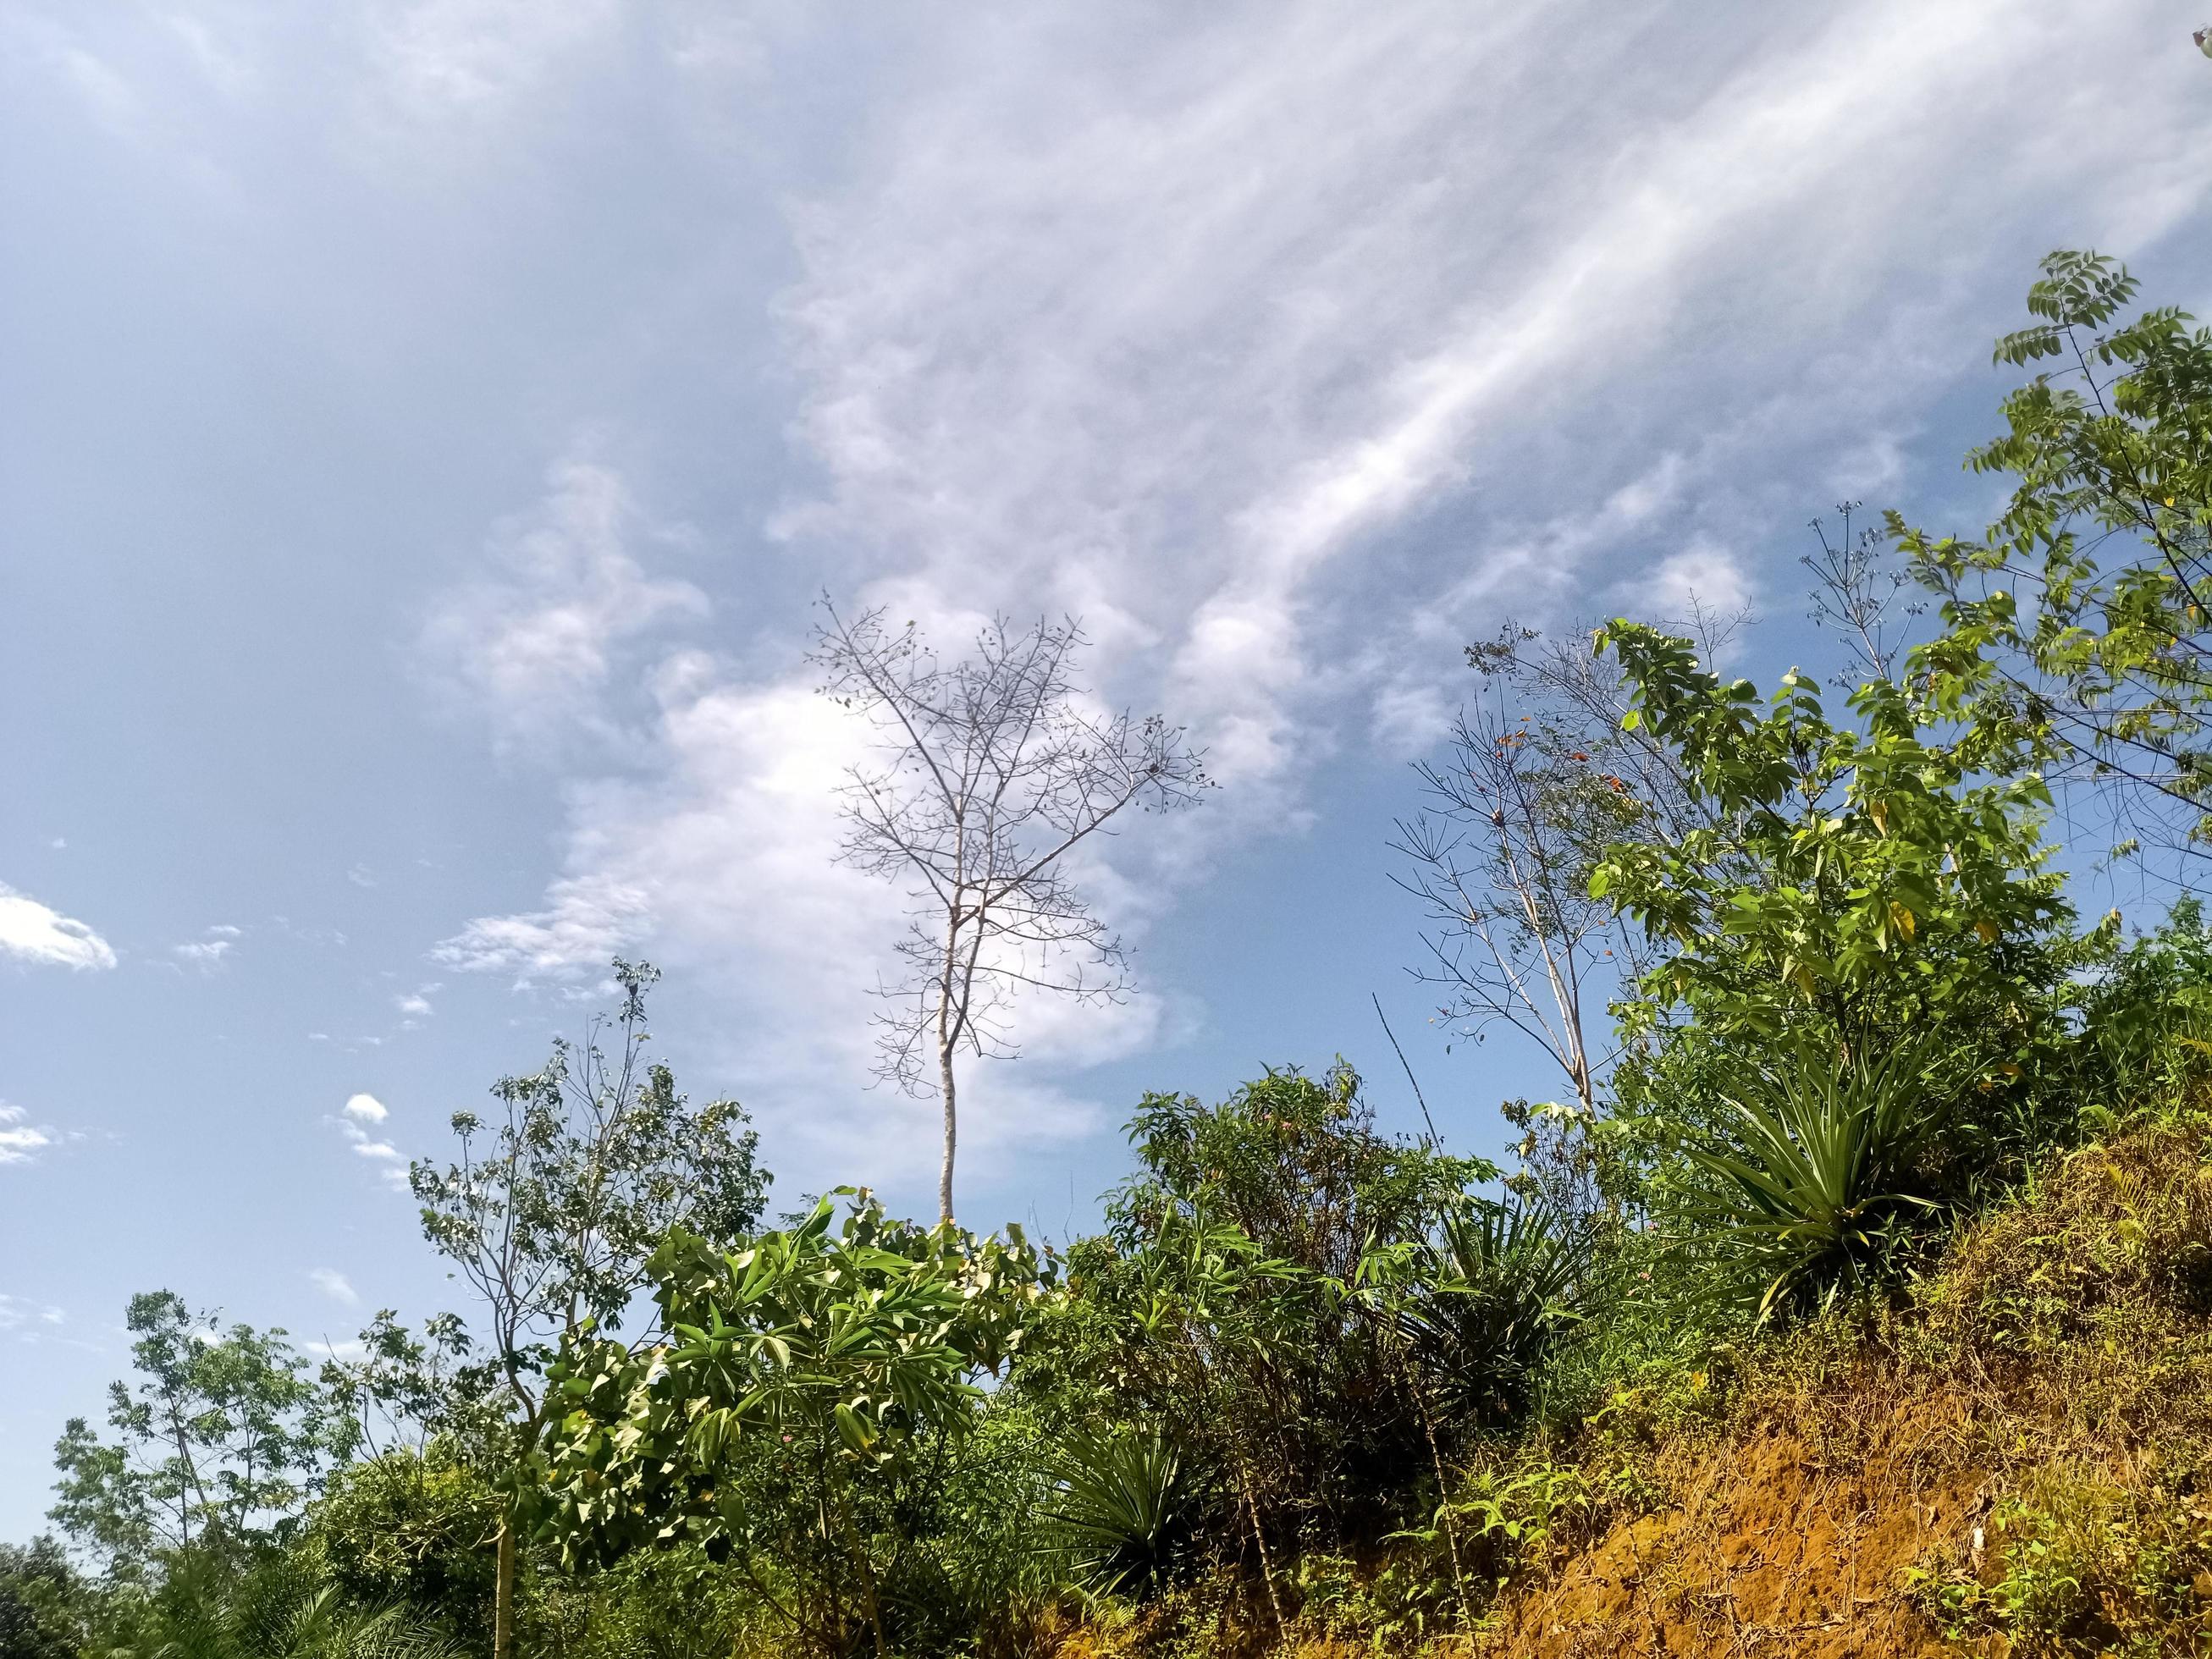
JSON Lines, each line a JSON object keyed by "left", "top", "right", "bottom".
{"left": 1895, "top": 250, "right": 2212, "bottom": 858}
{"left": 1113, "top": 1065, "right": 1496, "bottom": 1282}
{"left": 530, "top": 1190, "right": 1052, "bottom": 1656}
{"left": 0, "top": 1539, "right": 88, "bottom": 1659}
{"left": 1906, "top": 1471, "right": 2212, "bottom": 1657}
{"left": 2078, "top": 896, "right": 2212, "bottom": 1115}
{"left": 1668, "top": 1035, "right": 1955, "bottom": 1320}
{"left": 96, "top": 1550, "right": 462, "bottom": 1659}
{"left": 411, "top": 960, "right": 770, "bottom": 1405}
{"left": 1040, "top": 1068, "right": 1509, "bottom": 1549}
{"left": 1408, "top": 1197, "right": 1589, "bottom": 1423}
{"left": 1017, "top": 1062, "right": 1587, "bottom": 1612}
{"left": 51, "top": 1292, "right": 337, "bottom": 1571}
{"left": 1042, "top": 1426, "right": 1204, "bottom": 1599}
{"left": 409, "top": 960, "right": 770, "bottom": 1656}
{"left": 1590, "top": 620, "right": 2084, "bottom": 1055}
{"left": 306, "top": 1450, "right": 497, "bottom": 1646}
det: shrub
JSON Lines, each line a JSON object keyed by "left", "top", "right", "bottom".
{"left": 1021, "top": 1066, "right": 1541, "bottom": 1563}
{"left": 1669, "top": 1033, "right": 1956, "bottom": 1321}
{"left": 1042, "top": 1425, "right": 1206, "bottom": 1599}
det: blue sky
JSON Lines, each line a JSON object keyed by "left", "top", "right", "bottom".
{"left": 4, "top": 0, "right": 2212, "bottom": 1545}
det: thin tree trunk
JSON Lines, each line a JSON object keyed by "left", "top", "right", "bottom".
{"left": 937, "top": 904, "right": 960, "bottom": 1226}
{"left": 937, "top": 1037, "right": 957, "bottom": 1226}
{"left": 494, "top": 1518, "right": 516, "bottom": 1659}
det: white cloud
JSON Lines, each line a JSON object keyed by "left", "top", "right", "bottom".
{"left": 422, "top": 455, "right": 709, "bottom": 758}
{"left": 342, "top": 1093, "right": 389, "bottom": 1124}
{"left": 309, "top": 1268, "right": 360, "bottom": 1308}
{"left": 0, "top": 1105, "right": 55, "bottom": 1166}
{"left": 1630, "top": 539, "right": 1755, "bottom": 624}
{"left": 0, "top": 1293, "right": 67, "bottom": 1336}
{"left": 173, "top": 924, "right": 239, "bottom": 967}
{"left": 329, "top": 1094, "right": 409, "bottom": 1184}
{"left": 395, "top": 991, "right": 433, "bottom": 1017}
{"left": 348, "top": 863, "right": 378, "bottom": 889}
{"left": 426, "top": 0, "right": 2212, "bottom": 1196}
{"left": 0, "top": 881, "right": 117, "bottom": 970}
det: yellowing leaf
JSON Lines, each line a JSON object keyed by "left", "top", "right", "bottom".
{"left": 1889, "top": 901, "right": 1917, "bottom": 940}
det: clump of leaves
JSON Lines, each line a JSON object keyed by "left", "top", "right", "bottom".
{"left": 529, "top": 1190, "right": 1053, "bottom": 1659}
{"left": 1670, "top": 1034, "right": 1957, "bottom": 1322}
{"left": 1042, "top": 1426, "right": 1205, "bottom": 1599}
{"left": 1906, "top": 1468, "right": 2212, "bottom": 1656}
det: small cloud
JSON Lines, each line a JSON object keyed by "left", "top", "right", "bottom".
{"left": 308, "top": 1032, "right": 331, "bottom": 1043}
{"left": 0, "top": 1105, "right": 55, "bottom": 1166}
{"left": 342, "top": 1094, "right": 389, "bottom": 1123}
{"left": 173, "top": 938, "right": 234, "bottom": 967}
{"left": 394, "top": 984, "right": 439, "bottom": 1017}
{"left": 48, "top": 838, "right": 65, "bottom": 851}
{"left": 308, "top": 1269, "right": 360, "bottom": 1308}
{"left": 348, "top": 864, "right": 378, "bottom": 889}
{"left": 0, "top": 1293, "right": 67, "bottom": 1337}
{"left": 0, "top": 882, "right": 117, "bottom": 970}
{"left": 328, "top": 1094, "right": 409, "bottom": 1181}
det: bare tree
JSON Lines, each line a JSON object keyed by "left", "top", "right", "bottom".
{"left": 1803, "top": 500, "right": 1921, "bottom": 685}
{"left": 811, "top": 600, "right": 1209, "bottom": 1223}
{"left": 1391, "top": 607, "right": 1746, "bottom": 1113}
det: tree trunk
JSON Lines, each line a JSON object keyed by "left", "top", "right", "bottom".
{"left": 494, "top": 1518, "right": 516, "bottom": 1659}
{"left": 936, "top": 1038, "right": 957, "bottom": 1226}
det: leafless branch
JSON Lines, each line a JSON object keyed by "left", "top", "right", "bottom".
{"left": 811, "top": 598, "right": 1210, "bottom": 1221}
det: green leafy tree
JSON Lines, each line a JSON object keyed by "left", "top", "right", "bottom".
{"left": 1021, "top": 1065, "right": 1556, "bottom": 1625}
{"left": 0, "top": 1539, "right": 88, "bottom": 1659}
{"left": 51, "top": 1292, "right": 334, "bottom": 1571}
{"left": 1583, "top": 620, "right": 2108, "bottom": 1321}
{"left": 305, "top": 1449, "right": 498, "bottom": 1649}
{"left": 409, "top": 960, "right": 769, "bottom": 1659}
{"left": 1894, "top": 249, "right": 2212, "bottom": 859}
{"left": 1588, "top": 620, "right": 2087, "bottom": 1055}
{"left": 528, "top": 1192, "right": 1051, "bottom": 1657}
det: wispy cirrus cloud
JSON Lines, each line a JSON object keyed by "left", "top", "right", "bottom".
{"left": 421, "top": 455, "right": 709, "bottom": 760}
{"left": 0, "top": 1293, "right": 67, "bottom": 1337}
{"left": 424, "top": 0, "right": 2212, "bottom": 1193}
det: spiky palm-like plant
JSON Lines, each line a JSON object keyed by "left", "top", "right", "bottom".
{"left": 1677, "top": 1036, "right": 1947, "bottom": 1322}
{"left": 1041, "top": 1427, "right": 1202, "bottom": 1599}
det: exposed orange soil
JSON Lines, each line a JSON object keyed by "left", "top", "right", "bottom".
{"left": 1484, "top": 1423, "right": 1983, "bottom": 1658}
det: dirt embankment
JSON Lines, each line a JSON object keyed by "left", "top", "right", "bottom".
{"left": 1487, "top": 1121, "right": 2212, "bottom": 1659}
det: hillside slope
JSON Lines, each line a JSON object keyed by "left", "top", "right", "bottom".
{"left": 1483, "top": 1116, "right": 2212, "bottom": 1658}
